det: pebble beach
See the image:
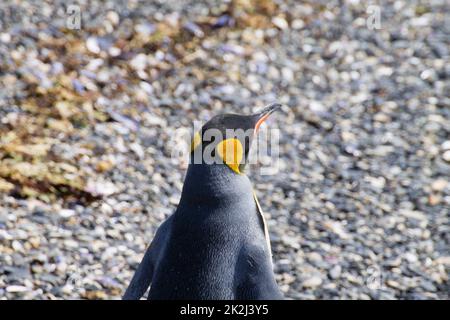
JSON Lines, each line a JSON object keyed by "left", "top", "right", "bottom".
{"left": 0, "top": 0, "right": 449, "bottom": 299}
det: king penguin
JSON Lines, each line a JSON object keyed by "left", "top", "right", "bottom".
{"left": 123, "top": 103, "right": 284, "bottom": 300}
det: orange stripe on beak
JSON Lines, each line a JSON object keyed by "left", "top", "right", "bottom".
{"left": 254, "top": 113, "right": 271, "bottom": 133}
{"left": 253, "top": 102, "right": 282, "bottom": 135}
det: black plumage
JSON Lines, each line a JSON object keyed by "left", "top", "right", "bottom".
{"left": 123, "top": 103, "right": 283, "bottom": 300}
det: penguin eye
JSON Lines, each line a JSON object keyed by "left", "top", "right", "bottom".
{"left": 244, "top": 136, "right": 251, "bottom": 155}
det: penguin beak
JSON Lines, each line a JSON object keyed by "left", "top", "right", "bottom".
{"left": 253, "top": 103, "right": 282, "bottom": 133}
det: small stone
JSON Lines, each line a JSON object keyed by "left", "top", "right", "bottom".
{"left": 61, "top": 284, "right": 74, "bottom": 295}
{"left": 435, "top": 257, "right": 450, "bottom": 265}
{"left": 212, "top": 14, "right": 234, "bottom": 28}
{"left": 12, "top": 240, "right": 23, "bottom": 252}
{"left": 442, "top": 150, "right": 450, "bottom": 162}
{"left": 140, "top": 81, "right": 154, "bottom": 95}
{"left": 420, "top": 69, "right": 437, "bottom": 81}
{"left": 366, "top": 176, "right": 386, "bottom": 189}
{"left": 31, "top": 264, "right": 43, "bottom": 274}
{"left": 281, "top": 67, "right": 294, "bottom": 83}
{"left": 106, "top": 11, "right": 120, "bottom": 25}
{"left": 323, "top": 220, "right": 350, "bottom": 239}
{"left": 302, "top": 276, "right": 323, "bottom": 288}
{"left": 399, "top": 209, "right": 427, "bottom": 221}
{"left": 0, "top": 32, "right": 11, "bottom": 43}
{"left": 307, "top": 252, "right": 322, "bottom": 263}
{"left": 282, "top": 273, "right": 296, "bottom": 285}
{"left": 420, "top": 281, "right": 437, "bottom": 292}
{"left": 109, "top": 47, "right": 121, "bottom": 57}
{"left": 135, "top": 23, "right": 156, "bottom": 36}
{"left": 130, "top": 142, "right": 145, "bottom": 159}
{"left": 130, "top": 53, "right": 147, "bottom": 71}
{"left": 59, "top": 209, "right": 76, "bottom": 218}
{"left": 386, "top": 280, "right": 402, "bottom": 289}
{"left": 428, "top": 194, "right": 441, "bottom": 206}
{"left": 309, "top": 101, "right": 327, "bottom": 114}
{"left": 385, "top": 257, "right": 402, "bottom": 267}
{"left": 291, "top": 19, "right": 305, "bottom": 29}
{"left": 374, "top": 113, "right": 390, "bottom": 123}
{"left": 82, "top": 290, "right": 108, "bottom": 300}
{"left": 28, "top": 237, "right": 41, "bottom": 249}
{"left": 183, "top": 22, "right": 204, "bottom": 37}
{"left": 0, "top": 178, "right": 14, "bottom": 192}
{"left": 96, "top": 160, "right": 114, "bottom": 172}
{"left": 63, "top": 239, "right": 79, "bottom": 248}
{"left": 86, "top": 37, "right": 101, "bottom": 54}
{"left": 329, "top": 265, "right": 342, "bottom": 279}
{"left": 441, "top": 141, "right": 450, "bottom": 150}
{"left": 404, "top": 252, "right": 418, "bottom": 263}
{"left": 272, "top": 16, "right": 288, "bottom": 30}
{"left": 85, "top": 180, "right": 118, "bottom": 197}
{"left": 431, "top": 179, "right": 448, "bottom": 192}
{"left": 6, "top": 285, "right": 29, "bottom": 293}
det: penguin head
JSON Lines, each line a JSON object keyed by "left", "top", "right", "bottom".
{"left": 190, "top": 103, "right": 281, "bottom": 174}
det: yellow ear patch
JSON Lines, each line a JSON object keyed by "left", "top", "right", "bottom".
{"left": 217, "top": 138, "right": 243, "bottom": 174}
{"left": 190, "top": 131, "right": 201, "bottom": 152}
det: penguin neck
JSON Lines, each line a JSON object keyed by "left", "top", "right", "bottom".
{"left": 179, "top": 163, "right": 254, "bottom": 206}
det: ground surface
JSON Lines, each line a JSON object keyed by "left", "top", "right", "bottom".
{"left": 0, "top": 0, "right": 449, "bottom": 299}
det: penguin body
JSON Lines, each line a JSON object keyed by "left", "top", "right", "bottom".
{"left": 123, "top": 104, "right": 283, "bottom": 300}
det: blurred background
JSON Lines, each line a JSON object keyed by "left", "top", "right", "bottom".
{"left": 0, "top": 0, "right": 449, "bottom": 299}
